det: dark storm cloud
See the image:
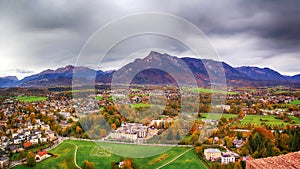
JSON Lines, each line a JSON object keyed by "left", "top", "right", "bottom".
{"left": 172, "top": 0, "right": 300, "bottom": 51}
{"left": 0, "top": 0, "right": 299, "bottom": 77}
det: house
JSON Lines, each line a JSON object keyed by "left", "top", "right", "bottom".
{"left": 216, "top": 105, "right": 231, "bottom": 111}
{"left": 41, "top": 124, "right": 50, "bottom": 131}
{"left": 46, "top": 130, "right": 55, "bottom": 141}
{"left": 17, "top": 134, "right": 25, "bottom": 140}
{"left": 12, "top": 133, "right": 18, "bottom": 138}
{"left": 23, "top": 142, "right": 32, "bottom": 149}
{"left": 24, "top": 130, "right": 30, "bottom": 136}
{"left": 13, "top": 137, "right": 22, "bottom": 145}
{"left": 30, "top": 138, "right": 39, "bottom": 145}
{"left": 118, "top": 161, "right": 124, "bottom": 168}
{"left": 39, "top": 137, "right": 48, "bottom": 143}
{"left": 8, "top": 145, "right": 19, "bottom": 153}
{"left": 32, "top": 130, "right": 42, "bottom": 138}
{"left": 233, "top": 138, "right": 244, "bottom": 148}
{"left": 204, "top": 148, "right": 221, "bottom": 161}
{"left": 59, "top": 112, "right": 71, "bottom": 119}
{"left": 0, "top": 120, "right": 8, "bottom": 127}
{"left": 221, "top": 153, "right": 235, "bottom": 164}
{"left": 0, "top": 156, "right": 9, "bottom": 168}
{"left": 35, "top": 150, "right": 48, "bottom": 161}
{"left": 17, "top": 128, "right": 24, "bottom": 134}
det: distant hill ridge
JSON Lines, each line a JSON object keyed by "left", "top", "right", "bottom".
{"left": 0, "top": 51, "right": 299, "bottom": 87}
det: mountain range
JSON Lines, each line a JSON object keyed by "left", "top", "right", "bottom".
{"left": 0, "top": 51, "right": 299, "bottom": 88}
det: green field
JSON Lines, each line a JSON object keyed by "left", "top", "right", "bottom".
{"left": 239, "top": 114, "right": 300, "bottom": 126}
{"left": 95, "top": 96, "right": 103, "bottom": 101}
{"left": 274, "top": 90, "right": 300, "bottom": 94}
{"left": 161, "top": 150, "right": 208, "bottom": 169}
{"left": 200, "top": 113, "right": 238, "bottom": 120}
{"left": 188, "top": 87, "right": 237, "bottom": 95}
{"left": 13, "top": 140, "right": 205, "bottom": 169}
{"left": 16, "top": 96, "right": 47, "bottom": 102}
{"left": 288, "top": 100, "right": 300, "bottom": 105}
{"left": 130, "top": 103, "right": 151, "bottom": 108}
{"left": 13, "top": 142, "right": 79, "bottom": 169}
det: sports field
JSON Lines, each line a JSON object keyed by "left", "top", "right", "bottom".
{"left": 13, "top": 140, "right": 207, "bottom": 169}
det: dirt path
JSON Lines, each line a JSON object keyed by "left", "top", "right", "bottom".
{"left": 156, "top": 148, "right": 194, "bottom": 169}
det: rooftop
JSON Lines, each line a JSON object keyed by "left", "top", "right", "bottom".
{"left": 247, "top": 151, "right": 300, "bottom": 169}
{"left": 204, "top": 148, "right": 221, "bottom": 153}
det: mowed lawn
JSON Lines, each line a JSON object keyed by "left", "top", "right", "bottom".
{"left": 16, "top": 96, "right": 47, "bottom": 102}
{"left": 288, "top": 100, "right": 300, "bottom": 105}
{"left": 188, "top": 87, "right": 237, "bottom": 95}
{"left": 130, "top": 103, "right": 151, "bottom": 108}
{"left": 71, "top": 140, "right": 190, "bottom": 169}
{"left": 13, "top": 142, "right": 79, "bottom": 169}
{"left": 13, "top": 140, "right": 204, "bottom": 169}
{"left": 240, "top": 114, "right": 300, "bottom": 126}
{"left": 200, "top": 113, "right": 238, "bottom": 120}
{"left": 161, "top": 150, "right": 208, "bottom": 169}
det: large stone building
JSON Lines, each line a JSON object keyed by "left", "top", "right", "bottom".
{"left": 246, "top": 151, "right": 300, "bottom": 169}
{"left": 109, "top": 122, "right": 148, "bottom": 141}
{"left": 204, "top": 148, "right": 221, "bottom": 161}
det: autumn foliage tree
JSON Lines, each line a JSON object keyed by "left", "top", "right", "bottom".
{"left": 83, "top": 160, "right": 95, "bottom": 169}
{"left": 121, "top": 158, "right": 135, "bottom": 169}
{"left": 242, "top": 127, "right": 278, "bottom": 158}
{"left": 26, "top": 151, "right": 36, "bottom": 167}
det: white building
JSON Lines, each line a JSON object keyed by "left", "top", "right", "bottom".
{"left": 109, "top": 122, "right": 148, "bottom": 141}
{"left": 221, "top": 154, "right": 235, "bottom": 164}
{"left": 0, "top": 157, "right": 9, "bottom": 168}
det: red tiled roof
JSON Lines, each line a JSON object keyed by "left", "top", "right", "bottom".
{"left": 246, "top": 151, "right": 300, "bottom": 169}
{"left": 37, "top": 150, "right": 47, "bottom": 157}
{"left": 23, "top": 142, "right": 32, "bottom": 148}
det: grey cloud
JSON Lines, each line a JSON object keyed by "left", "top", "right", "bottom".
{"left": 15, "top": 69, "right": 35, "bottom": 74}
{"left": 0, "top": 0, "right": 299, "bottom": 77}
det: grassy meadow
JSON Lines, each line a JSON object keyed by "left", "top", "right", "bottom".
{"left": 13, "top": 142, "right": 79, "bottom": 169}
{"left": 16, "top": 96, "right": 47, "bottom": 102}
{"left": 200, "top": 113, "right": 238, "bottom": 120}
{"left": 239, "top": 114, "right": 300, "bottom": 126}
{"left": 13, "top": 140, "right": 205, "bottom": 169}
{"left": 288, "top": 100, "right": 300, "bottom": 105}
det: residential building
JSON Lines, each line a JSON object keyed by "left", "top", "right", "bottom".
{"left": 221, "top": 153, "right": 235, "bottom": 164}
{"left": 0, "top": 156, "right": 9, "bottom": 168}
{"left": 35, "top": 150, "right": 48, "bottom": 161}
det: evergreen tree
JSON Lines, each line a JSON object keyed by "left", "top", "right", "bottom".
{"left": 176, "top": 131, "right": 181, "bottom": 140}
{"left": 167, "top": 130, "right": 173, "bottom": 140}
{"left": 248, "top": 135, "right": 254, "bottom": 153}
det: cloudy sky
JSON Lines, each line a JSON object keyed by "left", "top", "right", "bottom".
{"left": 0, "top": 0, "right": 299, "bottom": 79}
